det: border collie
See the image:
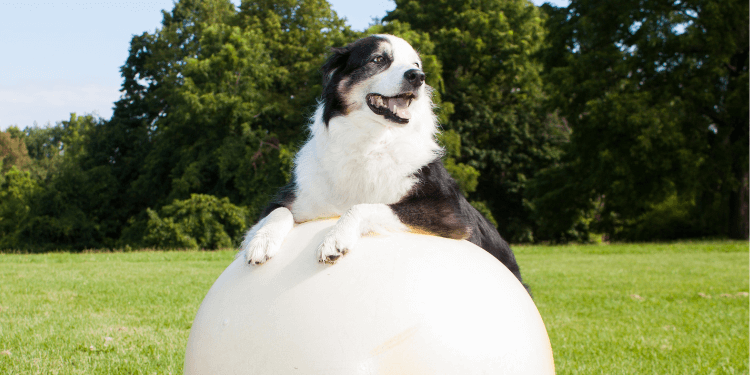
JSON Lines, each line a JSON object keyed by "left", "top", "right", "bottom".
{"left": 240, "top": 34, "right": 526, "bottom": 287}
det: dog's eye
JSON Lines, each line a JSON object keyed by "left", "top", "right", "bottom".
{"left": 371, "top": 56, "right": 384, "bottom": 64}
{"left": 414, "top": 62, "right": 421, "bottom": 68}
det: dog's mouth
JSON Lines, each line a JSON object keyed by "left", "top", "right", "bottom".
{"left": 366, "top": 93, "right": 415, "bottom": 125}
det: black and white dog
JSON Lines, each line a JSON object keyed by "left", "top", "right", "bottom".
{"left": 240, "top": 34, "right": 525, "bottom": 287}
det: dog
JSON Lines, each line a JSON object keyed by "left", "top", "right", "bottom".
{"left": 239, "top": 34, "right": 525, "bottom": 287}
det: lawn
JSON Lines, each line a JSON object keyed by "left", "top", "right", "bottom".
{"left": 0, "top": 241, "right": 747, "bottom": 374}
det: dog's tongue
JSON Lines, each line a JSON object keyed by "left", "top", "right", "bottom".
{"left": 388, "top": 97, "right": 412, "bottom": 119}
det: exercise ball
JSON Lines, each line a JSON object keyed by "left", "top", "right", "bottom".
{"left": 185, "top": 219, "right": 555, "bottom": 374}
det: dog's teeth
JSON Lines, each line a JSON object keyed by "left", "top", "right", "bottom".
{"left": 368, "top": 94, "right": 412, "bottom": 120}
{"left": 391, "top": 97, "right": 412, "bottom": 119}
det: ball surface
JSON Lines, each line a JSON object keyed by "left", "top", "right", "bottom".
{"left": 185, "top": 219, "right": 555, "bottom": 374}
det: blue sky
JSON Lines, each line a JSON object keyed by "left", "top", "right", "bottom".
{"left": 0, "top": 0, "right": 568, "bottom": 130}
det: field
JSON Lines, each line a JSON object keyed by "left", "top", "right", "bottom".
{"left": 0, "top": 241, "right": 747, "bottom": 374}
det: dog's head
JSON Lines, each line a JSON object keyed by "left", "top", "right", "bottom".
{"left": 321, "top": 35, "right": 430, "bottom": 127}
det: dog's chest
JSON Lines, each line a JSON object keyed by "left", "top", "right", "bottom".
{"left": 330, "top": 141, "right": 416, "bottom": 203}
{"left": 292, "top": 129, "right": 426, "bottom": 220}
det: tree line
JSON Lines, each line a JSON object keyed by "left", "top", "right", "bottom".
{"left": 1, "top": 0, "right": 747, "bottom": 251}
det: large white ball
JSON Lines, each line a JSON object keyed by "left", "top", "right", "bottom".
{"left": 185, "top": 219, "right": 555, "bottom": 374}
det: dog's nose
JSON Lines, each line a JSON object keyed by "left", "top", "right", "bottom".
{"left": 404, "top": 69, "right": 425, "bottom": 87}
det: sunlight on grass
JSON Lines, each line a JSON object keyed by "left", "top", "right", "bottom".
{"left": 517, "top": 241, "right": 749, "bottom": 374}
{"left": 0, "top": 242, "right": 747, "bottom": 374}
{"left": 0, "top": 250, "right": 236, "bottom": 374}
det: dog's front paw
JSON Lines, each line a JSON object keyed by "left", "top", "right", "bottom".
{"left": 243, "top": 230, "right": 284, "bottom": 265}
{"left": 317, "top": 227, "right": 358, "bottom": 264}
{"left": 239, "top": 207, "right": 294, "bottom": 265}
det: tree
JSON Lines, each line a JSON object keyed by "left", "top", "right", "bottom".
{"left": 0, "top": 167, "right": 41, "bottom": 249}
{"left": 237, "top": 0, "right": 356, "bottom": 145}
{"left": 0, "top": 114, "right": 118, "bottom": 251}
{"left": 385, "top": 0, "right": 569, "bottom": 242}
{"left": 129, "top": 22, "right": 280, "bottom": 213}
{"left": 539, "top": 0, "right": 749, "bottom": 240}
{"left": 70, "top": 0, "right": 353, "bottom": 247}
{"left": 90, "top": 0, "right": 241, "bottom": 233}
{"left": 124, "top": 0, "right": 353, "bottom": 225}
{"left": 0, "top": 129, "right": 31, "bottom": 173}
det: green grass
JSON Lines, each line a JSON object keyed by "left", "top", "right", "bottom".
{"left": 517, "top": 241, "right": 749, "bottom": 374}
{"left": 0, "top": 241, "right": 747, "bottom": 374}
{"left": 0, "top": 251, "right": 236, "bottom": 374}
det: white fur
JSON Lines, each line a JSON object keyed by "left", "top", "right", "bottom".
{"left": 317, "top": 203, "right": 408, "bottom": 263}
{"left": 240, "top": 35, "right": 442, "bottom": 264}
{"left": 241, "top": 207, "right": 294, "bottom": 264}
{"left": 293, "top": 35, "right": 441, "bottom": 220}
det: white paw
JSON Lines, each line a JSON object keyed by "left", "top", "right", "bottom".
{"left": 240, "top": 207, "right": 294, "bottom": 265}
{"left": 243, "top": 230, "right": 284, "bottom": 265}
{"left": 317, "top": 227, "right": 358, "bottom": 264}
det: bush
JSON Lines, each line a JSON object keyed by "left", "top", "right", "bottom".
{"left": 618, "top": 194, "right": 700, "bottom": 241}
{"left": 0, "top": 167, "right": 41, "bottom": 249}
{"left": 144, "top": 194, "right": 250, "bottom": 250}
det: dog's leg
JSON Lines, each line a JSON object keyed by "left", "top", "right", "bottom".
{"left": 241, "top": 207, "right": 294, "bottom": 264}
{"left": 317, "top": 203, "right": 406, "bottom": 263}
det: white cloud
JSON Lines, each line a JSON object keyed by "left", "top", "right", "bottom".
{"left": 0, "top": 82, "right": 120, "bottom": 129}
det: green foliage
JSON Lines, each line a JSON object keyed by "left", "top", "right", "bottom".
{"left": 11, "top": 0, "right": 354, "bottom": 250}
{"left": 623, "top": 193, "right": 699, "bottom": 242}
{"left": 385, "top": 0, "right": 570, "bottom": 242}
{"left": 0, "top": 129, "right": 31, "bottom": 173}
{"left": 0, "top": 167, "right": 41, "bottom": 249}
{"left": 469, "top": 200, "right": 498, "bottom": 228}
{"left": 108, "top": 0, "right": 352, "bottom": 236}
{"left": 526, "top": 162, "right": 595, "bottom": 243}
{"left": 144, "top": 194, "right": 249, "bottom": 250}
{"left": 13, "top": 114, "right": 101, "bottom": 181}
{"left": 17, "top": 123, "right": 66, "bottom": 180}
{"left": 12, "top": 164, "right": 118, "bottom": 252}
{"left": 437, "top": 129, "right": 479, "bottom": 194}
{"left": 130, "top": 20, "right": 283, "bottom": 213}
{"left": 139, "top": 191, "right": 254, "bottom": 253}
{"left": 538, "top": 0, "right": 749, "bottom": 240}
{"left": 144, "top": 209, "right": 199, "bottom": 249}
{"left": 1, "top": 0, "right": 746, "bottom": 250}
{"left": 0, "top": 115, "right": 119, "bottom": 252}
{"left": 238, "top": 0, "right": 356, "bottom": 144}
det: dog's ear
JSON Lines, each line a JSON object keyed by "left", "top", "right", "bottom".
{"left": 321, "top": 46, "right": 350, "bottom": 87}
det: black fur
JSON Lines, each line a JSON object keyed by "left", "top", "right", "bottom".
{"left": 259, "top": 182, "right": 297, "bottom": 218}
{"left": 390, "top": 159, "right": 527, "bottom": 290}
{"left": 258, "top": 37, "right": 528, "bottom": 293}
{"left": 321, "top": 36, "right": 392, "bottom": 125}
